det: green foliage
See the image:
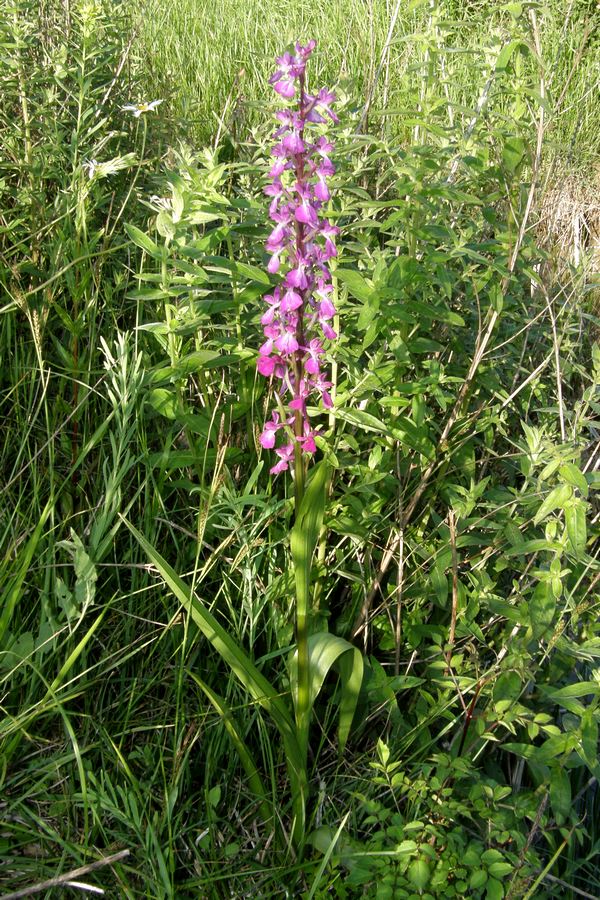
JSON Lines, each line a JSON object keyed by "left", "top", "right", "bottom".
{"left": 1, "top": 0, "right": 600, "bottom": 897}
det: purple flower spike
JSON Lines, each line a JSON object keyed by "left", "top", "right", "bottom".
{"left": 257, "top": 40, "right": 338, "bottom": 474}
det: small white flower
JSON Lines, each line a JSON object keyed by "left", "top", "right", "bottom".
{"left": 121, "top": 99, "right": 164, "bottom": 118}
{"left": 149, "top": 194, "right": 172, "bottom": 211}
{"left": 83, "top": 158, "right": 99, "bottom": 179}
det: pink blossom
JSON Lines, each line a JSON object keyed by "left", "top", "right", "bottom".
{"left": 257, "top": 40, "right": 338, "bottom": 475}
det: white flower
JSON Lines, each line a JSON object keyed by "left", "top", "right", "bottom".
{"left": 121, "top": 99, "right": 164, "bottom": 118}
{"left": 83, "top": 158, "right": 99, "bottom": 179}
{"left": 149, "top": 194, "right": 172, "bottom": 211}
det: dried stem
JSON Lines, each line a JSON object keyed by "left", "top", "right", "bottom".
{"left": 0, "top": 849, "right": 130, "bottom": 900}
{"left": 445, "top": 509, "right": 459, "bottom": 673}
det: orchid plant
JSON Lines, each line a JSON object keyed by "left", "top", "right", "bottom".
{"left": 253, "top": 40, "right": 362, "bottom": 852}
{"left": 126, "top": 41, "right": 362, "bottom": 856}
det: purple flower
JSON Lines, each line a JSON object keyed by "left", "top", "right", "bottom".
{"left": 270, "top": 442, "right": 295, "bottom": 474}
{"left": 257, "top": 40, "right": 338, "bottom": 474}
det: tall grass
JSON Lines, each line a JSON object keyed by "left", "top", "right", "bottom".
{"left": 133, "top": 0, "right": 600, "bottom": 165}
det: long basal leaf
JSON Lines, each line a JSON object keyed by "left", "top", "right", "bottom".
{"left": 188, "top": 671, "right": 275, "bottom": 830}
{"left": 121, "top": 518, "right": 303, "bottom": 765}
{"left": 290, "top": 632, "right": 363, "bottom": 754}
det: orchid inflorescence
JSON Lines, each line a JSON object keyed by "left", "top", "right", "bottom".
{"left": 258, "top": 40, "right": 338, "bottom": 475}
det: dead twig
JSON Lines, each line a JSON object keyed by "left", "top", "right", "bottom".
{"left": 445, "top": 509, "right": 459, "bottom": 674}
{"left": 0, "top": 849, "right": 130, "bottom": 900}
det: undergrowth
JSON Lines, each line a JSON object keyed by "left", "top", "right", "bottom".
{"left": 1, "top": 0, "right": 600, "bottom": 898}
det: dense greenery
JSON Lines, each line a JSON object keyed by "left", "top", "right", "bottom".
{"left": 1, "top": 0, "right": 599, "bottom": 896}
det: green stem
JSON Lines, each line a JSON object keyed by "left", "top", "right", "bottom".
{"left": 293, "top": 422, "right": 309, "bottom": 767}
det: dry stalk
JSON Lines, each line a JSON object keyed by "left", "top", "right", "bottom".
{"left": 444, "top": 509, "right": 459, "bottom": 674}
{"left": 0, "top": 849, "right": 130, "bottom": 900}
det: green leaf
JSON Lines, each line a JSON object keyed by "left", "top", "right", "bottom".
{"left": 146, "top": 388, "right": 178, "bottom": 419}
{"left": 306, "top": 811, "right": 351, "bottom": 900}
{"left": 408, "top": 859, "right": 431, "bottom": 891}
{"left": 543, "top": 682, "right": 600, "bottom": 701}
{"left": 336, "top": 268, "right": 374, "bottom": 303}
{"left": 156, "top": 210, "right": 175, "bottom": 241}
{"left": 402, "top": 298, "right": 465, "bottom": 327}
{"left": 495, "top": 39, "right": 529, "bottom": 72}
{"left": 0, "top": 503, "right": 52, "bottom": 647}
{"left": 151, "top": 349, "right": 253, "bottom": 383}
{"left": 391, "top": 416, "right": 435, "bottom": 460}
{"left": 550, "top": 767, "right": 571, "bottom": 822}
{"left": 291, "top": 462, "right": 329, "bottom": 574}
{"left": 121, "top": 517, "right": 307, "bottom": 841}
{"left": 431, "top": 559, "right": 448, "bottom": 608}
{"left": 529, "top": 581, "right": 555, "bottom": 640}
{"left": 289, "top": 632, "right": 363, "bottom": 754}
{"left": 235, "top": 262, "right": 270, "bottom": 285}
{"left": 502, "top": 137, "right": 526, "bottom": 174}
{"left": 533, "top": 483, "right": 573, "bottom": 526}
{"left": 485, "top": 876, "right": 504, "bottom": 900}
{"left": 505, "top": 539, "right": 564, "bottom": 556}
{"left": 188, "top": 672, "right": 274, "bottom": 830}
{"left": 565, "top": 501, "right": 587, "bottom": 558}
{"left": 334, "top": 407, "right": 388, "bottom": 434}
{"left": 559, "top": 463, "right": 588, "bottom": 498}
{"left": 124, "top": 223, "right": 162, "bottom": 259}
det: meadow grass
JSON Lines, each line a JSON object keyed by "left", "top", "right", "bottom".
{"left": 133, "top": 0, "right": 600, "bottom": 166}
